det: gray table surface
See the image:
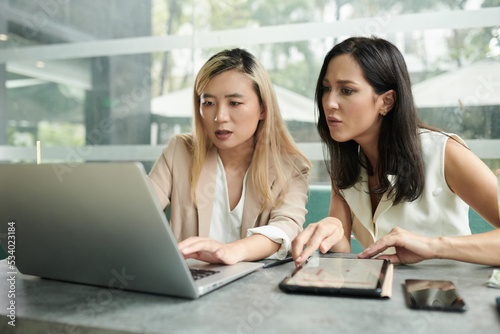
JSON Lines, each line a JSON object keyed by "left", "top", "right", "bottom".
{"left": 0, "top": 258, "right": 499, "bottom": 334}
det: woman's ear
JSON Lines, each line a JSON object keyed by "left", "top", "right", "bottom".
{"left": 259, "top": 104, "right": 266, "bottom": 120}
{"left": 379, "top": 90, "right": 396, "bottom": 116}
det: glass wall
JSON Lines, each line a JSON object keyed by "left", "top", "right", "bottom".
{"left": 1, "top": 0, "right": 499, "bottom": 183}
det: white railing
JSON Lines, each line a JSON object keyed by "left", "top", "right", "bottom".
{"left": 1, "top": 8, "right": 499, "bottom": 63}
{"left": 1, "top": 140, "right": 499, "bottom": 163}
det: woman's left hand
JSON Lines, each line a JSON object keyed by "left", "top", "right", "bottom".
{"left": 178, "top": 237, "right": 242, "bottom": 265}
{"left": 358, "top": 227, "right": 437, "bottom": 264}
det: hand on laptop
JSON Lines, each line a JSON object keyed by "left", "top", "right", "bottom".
{"left": 178, "top": 237, "right": 243, "bottom": 265}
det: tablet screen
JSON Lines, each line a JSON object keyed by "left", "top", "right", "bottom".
{"left": 279, "top": 255, "right": 390, "bottom": 297}
{"left": 285, "top": 257, "right": 385, "bottom": 289}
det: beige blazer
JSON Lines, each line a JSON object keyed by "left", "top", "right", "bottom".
{"left": 148, "top": 135, "right": 310, "bottom": 243}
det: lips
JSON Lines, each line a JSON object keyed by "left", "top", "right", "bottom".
{"left": 215, "top": 130, "right": 233, "bottom": 140}
{"left": 326, "top": 116, "right": 341, "bottom": 127}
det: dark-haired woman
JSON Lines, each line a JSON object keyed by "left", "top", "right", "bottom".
{"left": 292, "top": 37, "right": 500, "bottom": 266}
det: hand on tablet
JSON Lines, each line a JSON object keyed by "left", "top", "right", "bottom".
{"left": 291, "top": 217, "right": 344, "bottom": 266}
{"left": 358, "top": 227, "right": 436, "bottom": 264}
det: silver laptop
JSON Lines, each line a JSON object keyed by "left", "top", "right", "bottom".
{"left": 0, "top": 162, "right": 263, "bottom": 299}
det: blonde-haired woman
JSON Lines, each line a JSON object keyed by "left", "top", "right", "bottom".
{"left": 149, "top": 48, "right": 311, "bottom": 264}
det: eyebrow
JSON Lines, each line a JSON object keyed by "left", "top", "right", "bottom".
{"left": 337, "top": 79, "right": 358, "bottom": 85}
{"left": 201, "top": 93, "right": 245, "bottom": 99}
{"left": 322, "top": 78, "right": 358, "bottom": 85}
{"left": 225, "top": 93, "right": 244, "bottom": 98}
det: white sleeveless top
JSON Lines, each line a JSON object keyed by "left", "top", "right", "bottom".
{"left": 341, "top": 130, "right": 471, "bottom": 250}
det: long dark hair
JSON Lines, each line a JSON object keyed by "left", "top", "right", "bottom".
{"left": 315, "top": 36, "right": 424, "bottom": 204}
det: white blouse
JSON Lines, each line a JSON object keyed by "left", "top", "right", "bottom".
{"left": 341, "top": 130, "right": 470, "bottom": 252}
{"left": 208, "top": 155, "right": 290, "bottom": 259}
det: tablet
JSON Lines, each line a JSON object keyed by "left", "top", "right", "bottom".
{"left": 279, "top": 254, "right": 390, "bottom": 297}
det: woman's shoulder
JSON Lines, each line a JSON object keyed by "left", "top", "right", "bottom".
{"left": 418, "top": 129, "right": 466, "bottom": 147}
{"left": 295, "top": 155, "right": 312, "bottom": 172}
{"left": 163, "top": 134, "right": 193, "bottom": 151}
{"left": 160, "top": 134, "right": 195, "bottom": 164}
{"left": 280, "top": 152, "right": 311, "bottom": 176}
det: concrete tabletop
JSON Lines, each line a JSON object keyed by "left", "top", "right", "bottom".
{"left": 0, "top": 258, "right": 499, "bottom": 334}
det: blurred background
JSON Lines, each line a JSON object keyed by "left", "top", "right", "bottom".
{"left": 0, "top": 0, "right": 499, "bottom": 183}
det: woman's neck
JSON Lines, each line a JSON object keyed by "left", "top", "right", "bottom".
{"left": 359, "top": 141, "right": 379, "bottom": 174}
{"left": 217, "top": 141, "right": 255, "bottom": 175}
{"left": 217, "top": 141, "right": 255, "bottom": 211}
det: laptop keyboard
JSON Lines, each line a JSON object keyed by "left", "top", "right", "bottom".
{"left": 190, "top": 268, "right": 220, "bottom": 281}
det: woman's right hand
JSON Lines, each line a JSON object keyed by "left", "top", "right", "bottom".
{"left": 291, "top": 217, "right": 345, "bottom": 266}
{"left": 357, "top": 227, "right": 435, "bottom": 264}
{"left": 178, "top": 237, "right": 243, "bottom": 265}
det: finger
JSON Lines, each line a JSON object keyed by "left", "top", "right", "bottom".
{"left": 179, "top": 238, "right": 219, "bottom": 256}
{"left": 294, "top": 222, "right": 343, "bottom": 265}
{"left": 291, "top": 224, "right": 318, "bottom": 261}
{"left": 294, "top": 228, "right": 326, "bottom": 264}
{"left": 358, "top": 245, "right": 386, "bottom": 259}
{"left": 374, "top": 254, "right": 401, "bottom": 264}
{"left": 300, "top": 222, "right": 339, "bottom": 257}
{"left": 295, "top": 244, "right": 319, "bottom": 266}
{"left": 358, "top": 244, "right": 381, "bottom": 259}
{"left": 318, "top": 228, "right": 344, "bottom": 253}
{"left": 359, "top": 234, "right": 398, "bottom": 259}
{"left": 178, "top": 236, "right": 204, "bottom": 251}
{"left": 182, "top": 251, "right": 200, "bottom": 260}
{"left": 182, "top": 247, "right": 224, "bottom": 264}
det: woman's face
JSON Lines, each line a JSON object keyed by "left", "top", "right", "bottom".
{"left": 199, "top": 70, "right": 265, "bottom": 154}
{"left": 321, "top": 54, "right": 386, "bottom": 146}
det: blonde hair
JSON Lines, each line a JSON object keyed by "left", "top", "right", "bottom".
{"left": 183, "top": 48, "right": 311, "bottom": 210}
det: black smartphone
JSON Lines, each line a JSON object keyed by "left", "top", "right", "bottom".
{"left": 404, "top": 279, "right": 467, "bottom": 312}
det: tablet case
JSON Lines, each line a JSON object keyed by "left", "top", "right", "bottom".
{"left": 279, "top": 259, "right": 394, "bottom": 298}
